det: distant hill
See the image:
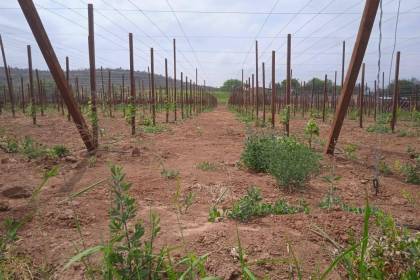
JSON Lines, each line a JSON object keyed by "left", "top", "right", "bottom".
{"left": 0, "top": 67, "right": 214, "bottom": 94}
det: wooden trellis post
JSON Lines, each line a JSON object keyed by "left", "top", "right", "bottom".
{"left": 88, "top": 3, "right": 98, "bottom": 147}
{"left": 325, "top": 0, "right": 380, "bottom": 155}
{"left": 17, "top": 0, "right": 96, "bottom": 152}
{"left": 0, "top": 35, "right": 15, "bottom": 117}
{"left": 390, "top": 51, "right": 400, "bottom": 133}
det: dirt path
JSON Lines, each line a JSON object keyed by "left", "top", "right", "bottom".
{"left": 1, "top": 105, "right": 419, "bottom": 279}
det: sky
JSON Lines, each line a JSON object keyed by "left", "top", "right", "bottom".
{"left": 1, "top": 0, "right": 419, "bottom": 87}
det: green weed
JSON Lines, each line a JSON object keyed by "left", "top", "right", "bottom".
{"left": 196, "top": 161, "right": 219, "bottom": 171}
{"left": 161, "top": 168, "right": 180, "bottom": 180}
{"left": 228, "top": 187, "right": 308, "bottom": 222}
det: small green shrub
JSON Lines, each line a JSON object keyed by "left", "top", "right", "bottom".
{"left": 208, "top": 207, "right": 222, "bottom": 222}
{"left": 50, "top": 145, "right": 70, "bottom": 158}
{"left": 401, "top": 157, "right": 420, "bottom": 185}
{"left": 241, "top": 133, "right": 276, "bottom": 172}
{"left": 3, "top": 138, "right": 19, "bottom": 153}
{"left": 242, "top": 134, "right": 320, "bottom": 190}
{"left": 366, "top": 123, "right": 391, "bottom": 134}
{"left": 141, "top": 124, "right": 167, "bottom": 134}
{"left": 268, "top": 137, "right": 320, "bottom": 191}
{"left": 196, "top": 161, "right": 219, "bottom": 171}
{"left": 228, "top": 187, "right": 308, "bottom": 222}
{"left": 21, "top": 137, "right": 47, "bottom": 159}
{"left": 343, "top": 143, "right": 358, "bottom": 160}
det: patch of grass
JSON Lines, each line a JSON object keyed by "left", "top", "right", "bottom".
{"left": 341, "top": 209, "right": 420, "bottom": 279}
{"left": 49, "top": 144, "right": 70, "bottom": 158}
{"left": 227, "top": 187, "right": 309, "bottom": 222}
{"left": 366, "top": 123, "right": 391, "bottom": 134}
{"left": 396, "top": 129, "right": 418, "bottom": 137}
{"left": 319, "top": 191, "right": 378, "bottom": 215}
{"left": 161, "top": 168, "right": 179, "bottom": 179}
{"left": 233, "top": 110, "right": 253, "bottom": 124}
{"left": 196, "top": 161, "right": 219, "bottom": 171}
{"left": 141, "top": 124, "right": 168, "bottom": 134}
{"left": 1, "top": 136, "right": 69, "bottom": 160}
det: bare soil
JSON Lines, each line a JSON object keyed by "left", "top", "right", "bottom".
{"left": 0, "top": 106, "right": 419, "bottom": 279}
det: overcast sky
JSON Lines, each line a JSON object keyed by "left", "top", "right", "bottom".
{"left": 1, "top": 0, "right": 419, "bottom": 87}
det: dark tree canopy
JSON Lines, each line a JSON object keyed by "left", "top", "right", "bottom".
{"left": 220, "top": 79, "right": 242, "bottom": 91}
{"left": 387, "top": 79, "right": 419, "bottom": 98}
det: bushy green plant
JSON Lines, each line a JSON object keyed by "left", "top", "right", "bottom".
{"left": 401, "top": 157, "right": 420, "bottom": 185}
{"left": 242, "top": 133, "right": 320, "bottom": 190}
{"left": 366, "top": 123, "right": 391, "bottom": 134}
{"left": 2, "top": 138, "right": 18, "bottom": 153}
{"left": 341, "top": 210, "right": 420, "bottom": 279}
{"left": 141, "top": 123, "right": 167, "bottom": 134}
{"left": 50, "top": 145, "right": 70, "bottom": 158}
{"left": 304, "top": 118, "right": 320, "bottom": 148}
{"left": 268, "top": 137, "right": 320, "bottom": 191}
{"left": 241, "top": 133, "right": 276, "bottom": 172}
{"left": 343, "top": 143, "right": 358, "bottom": 160}
{"left": 228, "top": 187, "right": 308, "bottom": 222}
{"left": 21, "top": 136, "right": 47, "bottom": 159}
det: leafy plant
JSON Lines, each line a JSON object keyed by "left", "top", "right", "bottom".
{"left": 208, "top": 207, "right": 222, "bottom": 223}
{"left": 339, "top": 209, "right": 420, "bottom": 279}
{"left": 304, "top": 118, "right": 320, "bottom": 149}
{"left": 65, "top": 165, "right": 169, "bottom": 278}
{"left": 343, "top": 143, "right": 358, "bottom": 160}
{"left": 236, "top": 227, "right": 257, "bottom": 280}
{"left": 1, "top": 138, "right": 18, "bottom": 153}
{"left": 366, "top": 123, "right": 391, "bottom": 134}
{"left": 268, "top": 137, "right": 320, "bottom": 191}
{"left": 241, "top": 133, "right": 276, "bottom": 172}
{"left": 50, "top": 145, "right": 70, "bottom": 158}
{"left": 21, "top": 136, "right": 48, "bottom": 159}
{"left": 280, "top": 105, "right": 291, "bottom": 134}
{"left": 196, "top": 161, "right": 219, "bottom": 172}
{"left": 141, "top": 124, "right": 167, "bottom": 134}
{"left": 242, "top": 133, "right": 320, "bottom": 191}
{"left": 401, "top": 157, "right": 420, "bottom": 185}
{"left": 228, "top": 187, "right": 308, "bottom": 222}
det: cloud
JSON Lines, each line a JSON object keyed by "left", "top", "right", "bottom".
{"left": 1, "top": 0, "right": 419, "bottom": 87}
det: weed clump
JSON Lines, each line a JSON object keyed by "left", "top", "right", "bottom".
{"left": 241, "top": 133, "right": 276, "bottom": 172}
{"left": 227, "top": 187, "right": 309, "bottom": 222}
{"left": 242, "top": 133, "right": 320, "bottom": 191}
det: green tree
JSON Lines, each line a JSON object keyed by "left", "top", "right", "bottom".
{"left": 220, "top": 79, "right": 242, "bottom": 91}
{"left": 387, "top": 79, "right": 418, "bottom": 98}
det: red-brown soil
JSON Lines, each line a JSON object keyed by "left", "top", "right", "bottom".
{"left": 0, "top": 105, "right": 419, "bottom": 279}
